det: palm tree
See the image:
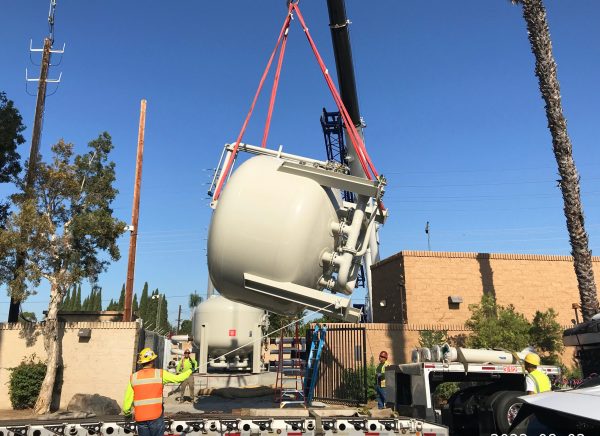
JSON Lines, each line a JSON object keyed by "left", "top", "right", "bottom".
{"left": 511, "top": 0, "right": 599, "bottom": 321}
{"left": 189, "top": 291, "right": 202, "bottom": 310}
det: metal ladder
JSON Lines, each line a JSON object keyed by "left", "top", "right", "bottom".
{"left": 303, "top": 324, "right": 327, "bottom": 406}
{"left": 274, "top": 323, "right": 306, "bottom": 407}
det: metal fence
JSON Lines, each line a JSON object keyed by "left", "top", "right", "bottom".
{"left": 137, "top": 329, "right": 166, "bottom": 369}
{"left": 308, "top": 325, "right": 367, "bottom": 405}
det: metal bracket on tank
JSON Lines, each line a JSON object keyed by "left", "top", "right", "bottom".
{"left": 277, "top": 161, "right": 381, "bottom": 197}
{"left": 243, "top": 273, "right": 361, "bottom": 322}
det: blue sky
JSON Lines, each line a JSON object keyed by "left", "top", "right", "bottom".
{"left": 1, "top": 1, "right": 599, "bottom": 322}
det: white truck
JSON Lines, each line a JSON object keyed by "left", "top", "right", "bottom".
{"left": 385, "top": 346, "right": 560, "bottom": 435}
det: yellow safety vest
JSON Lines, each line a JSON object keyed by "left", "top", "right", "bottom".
{"left": 376, "top": 362, "right": 389, "bottom": 388}
{"left": 527, "top": 369, "right": 551, "bottom": 393}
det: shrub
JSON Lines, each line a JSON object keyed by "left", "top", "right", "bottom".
{"left": 335, "top": 357, "right": 378, "bottom": 401}
{"left": 419, "top": 330, "right": 448, "bottom": 348}
{"left": 8, "top": 354, "right": 47, "bottom": 409}
{"left": 433, "top": 382, "right": 460, "bottom": 407}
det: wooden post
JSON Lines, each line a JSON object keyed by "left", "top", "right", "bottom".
{"left": 124, "top": 100, "right": 146, "bottom": 322}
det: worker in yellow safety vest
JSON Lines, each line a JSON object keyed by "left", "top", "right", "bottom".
{"left": 523, "top": 352, "right": 551, "bottom": 394}
{"left": 176, "top": 349, "right": 198, "bottom": 403}
{"left": 375, "top": 350, "right": 389, "bottom": 409}
{"left": 123, "top": 348, "right": 192, "bottom": 436}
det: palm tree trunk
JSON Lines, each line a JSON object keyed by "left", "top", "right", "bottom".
{"left": 34, "top": 280, "right": 63, "bottom": 414}
{"left": 519, "top": 0, "right": 599, "bottom": 321}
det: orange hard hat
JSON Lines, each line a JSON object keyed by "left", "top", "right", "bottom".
{"left": 379, "top": 351, "right": 388, "bottom": 359}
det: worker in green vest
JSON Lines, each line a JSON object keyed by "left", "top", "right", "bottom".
{"left": 375, "top": 350, "right": 389, "bottom": 409}
{"left": 523, "top": 352, "right": 551, "bottom": 394}
{"left": 177, "top": 349, "right": 198, "bottom": 402}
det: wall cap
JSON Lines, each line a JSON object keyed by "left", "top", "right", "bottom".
{"left": 0, "top": 321, "right": 139, "bottom": 330}
{"left": 373, "top": 250, "right": 600, "bottom": 268}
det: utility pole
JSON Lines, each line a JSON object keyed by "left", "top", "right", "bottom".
{"left": 425, "top": 221, "right": 431, "bottom": 251}
{"left": 124, "top": 100, "right": 147, "bottom": 322}
{"left": 8, "top": 0, "right": 64, "bottom": 322}
{"left": 176, "top": 305, "right": 182, "bottom": 334}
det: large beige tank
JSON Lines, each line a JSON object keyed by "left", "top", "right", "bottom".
{"left": 192, "top": 295, "right": 266, "bottom": 371}
{"left": 207, "top": 155, "right": 341, "bottom": 315}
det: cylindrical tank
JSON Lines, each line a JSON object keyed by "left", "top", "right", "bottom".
{"left": 192, "top": 295, "right": 266, "bottom": 360}
{"left": 207, "top": 155, "right": 341, "bottom": 315}
{"left": 456, "top": 347, "right": 519, "bottom": 365}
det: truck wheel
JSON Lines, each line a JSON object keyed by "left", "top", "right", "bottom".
{"left": 493, "top": 390, "right": 524, "bottom": 433}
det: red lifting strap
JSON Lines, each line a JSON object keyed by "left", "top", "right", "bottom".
{"left": 213, "top": 2, "right": 380, "bottom": 201}
{"left": 213, "top": 4, "right": 293, "bottom": 201}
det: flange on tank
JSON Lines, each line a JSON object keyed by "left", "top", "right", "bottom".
{"left": 208, "top": 145, "right": 386, "bottom": 322}
{"left": 192, "top": 295, "right": 267, "bottom": 373}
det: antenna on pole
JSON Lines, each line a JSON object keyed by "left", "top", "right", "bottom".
{"left": 425, "top": 221, "right": 431, "bottom": 251}
{"left": 8, "top": 0, "right": 66, "bottom": 323}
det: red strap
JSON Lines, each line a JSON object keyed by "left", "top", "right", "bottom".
{"left": 213, "top": 6, "right": 293, "bottom": 200}
{"left": 261, "top": 25, "right": 290, "bottom": 148}
{"left": 214, "top": 3, "right": 382, "bottom": 201}
{"left": 292, "top": 3, "right": 378, "bottom": 181}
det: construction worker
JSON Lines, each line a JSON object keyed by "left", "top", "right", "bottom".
{"left": 177, "top": 349, "right": 198, "bottom": 402}
{"left": 123, "top": 348, "right": 192, "bottom": 436}
{"left": 523, "top": 352, "right": 551, "bottom": 394}
{"left": 375, "top": 350, "right": 389, "bottom": 409}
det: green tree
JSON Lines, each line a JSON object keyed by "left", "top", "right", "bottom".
{"left": 117, "top": 284, "right": 125, "bottom": 310}
{"left": 20, "top": 311, "right": 37, "bottom": 323}
{"left": 159, "top": 293, "right": 169, "bottom": 333}
{"left": 179, "top": 319, "right": 192, "bottom": 336}
{"left": 93, "top": 287, "right": 102, "bottom": 311}
{"left": 138, "top": 282, "right": 149, "bottom": 321}
{"left": 189, "top": 291, "right": 202, "bottom": 310}
{"left": 106, "top": 298, "right": 118, "bottom": 311}
{"left": 0, "top": 91, "right": 25, "bottom": 225}
{"left": 510, "top": 0, "right": 599, "bottom": 320}
{"left": 529, "top": 308, "right": 564, "bottom": 364}
{"left": 418, "top": 330, "right": 448, "bottom": 348}
{"left": 59, "top": 287, "right": 71, "bottom": 310}
{"left": 132, "top": 293, "right": 139, "bottom": 314}
{"left": 0, "top": 133, "right": 124, "bottom": 414}
{"left": 465, "top": 294, "right": 531, "bottom": 351}
{"left": 73, "top": 284, "right": 82, "bottom": 311}
{"left": 81, "top": 293, "right": 90, "bottom": 311}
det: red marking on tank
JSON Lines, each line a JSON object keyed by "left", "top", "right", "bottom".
{"left": 228, "top": 329, "right": 236, "bottom": 337}
{"left": 482, "top": 366, "right": 496, "bottom": 370}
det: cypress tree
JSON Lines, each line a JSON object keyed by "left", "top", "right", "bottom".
{"left": 106, "top": 299, "right": 117, "bottom": 310}
{"left": 82, "top": 292, "right": 90, "bottom": 311}
{"left": 117, "top": 284, "right": 125, "bottom": 310}
{"left": 133, "top": 293, "right": 139, "bottom": 313}
{"left": 61, "top": 287, "right": 71, "bottom": 310}
{"left": 95, "top": 287, "right": 102, "bottom": 310}
{"left": 139, "top": 282, "right": 149, "bottom": 323}
{"left": 160, "top": 294, "right": 169, "bottom": 333}
{"left": 74, "top": 284, "right": 82, "bottom": 310}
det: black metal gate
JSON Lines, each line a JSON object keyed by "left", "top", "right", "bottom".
{"left": 307, "top": 325, "right": 367, "bottom": 405}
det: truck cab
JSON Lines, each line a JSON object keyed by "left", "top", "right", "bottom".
{"left": 386, "top": 360, "right": 560, "bottom": 435}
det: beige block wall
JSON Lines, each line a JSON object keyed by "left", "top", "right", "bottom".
{"left": 0, "top": 322, "right": 139, "bottom": 410}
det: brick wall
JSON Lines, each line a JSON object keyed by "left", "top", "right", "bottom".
{"left": 370, "top": 251, "right": 596, "bottom": 366}
{"left": 0, "top": 322, "right": 140, "bottom": 410}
